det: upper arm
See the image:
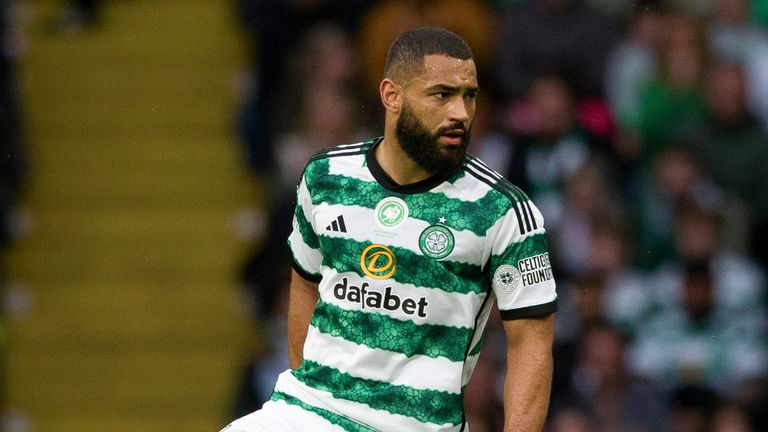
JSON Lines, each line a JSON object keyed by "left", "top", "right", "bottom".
{"left": 287, "top": 269, "right": 320, "bottom": 369}
{"left": 290, "top": 269, "right": 320, "bottom": 300}
{"left": 289, "top": 269, "right": 320, "bottom": 321}
{"left": 502, "top": 314, "right": 555, "bottom": 351}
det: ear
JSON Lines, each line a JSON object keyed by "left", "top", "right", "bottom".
{"left": 380, "top": 78, "right": 402, "bottom": 114}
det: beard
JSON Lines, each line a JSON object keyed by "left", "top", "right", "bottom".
{"left": 395, "top": 104, "right": 470, "bottom": 176}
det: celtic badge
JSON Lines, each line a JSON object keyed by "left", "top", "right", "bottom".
{"left": 419, "top": 225, "right": 455, "bottom": 259}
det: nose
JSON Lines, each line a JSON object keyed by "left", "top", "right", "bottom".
{"left": 448, "top": 98, "right": 470, "bottom": 124}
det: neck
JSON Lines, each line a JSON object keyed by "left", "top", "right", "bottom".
{"left": 376, "top": 131, "right": 433, "bottom": 186}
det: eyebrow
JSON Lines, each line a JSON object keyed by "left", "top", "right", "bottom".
{"left": 426, "top": 84, "right": 480, "bottom": 93}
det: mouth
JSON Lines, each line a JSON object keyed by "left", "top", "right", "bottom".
{"left": 440, "top": 129, "right": 466, "bottom": 146}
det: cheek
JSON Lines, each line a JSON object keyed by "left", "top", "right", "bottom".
{"left": 467, "top": 103, "right": 477, "bottom": 122}
{"left": 412, "top": 104, "right": 445, "bottom": 130}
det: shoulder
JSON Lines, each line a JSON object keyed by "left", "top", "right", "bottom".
{"left": 302, "top": 138, "right": 378, "bottom": 185}
{"left": 461, "top": 153, "right": 532, "bottom": 206}
{"left": 459, "top": 154, "right": 543, "bottom": 236}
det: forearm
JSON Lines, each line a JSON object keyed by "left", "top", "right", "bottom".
{"left": 501, "top": 316, "right": 554, "bottom": 432}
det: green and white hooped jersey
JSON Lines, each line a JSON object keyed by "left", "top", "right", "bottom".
{"left": 282, "top": 138, "right": 557, "bottom": 432}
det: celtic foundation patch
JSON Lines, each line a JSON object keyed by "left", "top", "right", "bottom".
{"left": 493, "top": 264, "right": 522, "bottom": 293}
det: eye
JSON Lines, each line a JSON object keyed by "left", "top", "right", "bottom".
{"left": 434, "top": 92, "right": 450, "bottom": 99}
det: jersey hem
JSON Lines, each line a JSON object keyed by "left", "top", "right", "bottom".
{"left": 499, "top": 298, "right": 557, "bottom": 320}
{"left": 291, "top": 256, "right": 322, "bottom": 283}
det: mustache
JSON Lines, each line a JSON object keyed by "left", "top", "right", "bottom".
{"left": 437, "top": 122, "right": 468, "bottom": 135}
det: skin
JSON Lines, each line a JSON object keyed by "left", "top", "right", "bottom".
{"left": 378, "top": 54, "right": 478, "bottom": 185}
{"left": 502, "top": 315, "right": 555, "bottom": 432}
{"left": 287, "top": 53, "right": 554, "bottom": 431}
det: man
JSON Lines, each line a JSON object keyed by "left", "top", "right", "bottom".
{"left": 222, "top": 27, "right": 557, "bottom": 432}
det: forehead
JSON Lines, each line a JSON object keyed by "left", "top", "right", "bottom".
{"left": 411, "top": 54, "right": 477, "bottom": 88}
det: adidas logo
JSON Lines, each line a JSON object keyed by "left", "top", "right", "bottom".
{"left": 325, "top": 215, "right": 347, "bottom": 233}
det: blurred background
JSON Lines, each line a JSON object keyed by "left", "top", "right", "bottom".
{"left": 1, "top": 0, "right": 767, "bottom": 431}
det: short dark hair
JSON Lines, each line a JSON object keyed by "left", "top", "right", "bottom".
{"left": 383, "top": 27, "right": 473, "bottom": 83}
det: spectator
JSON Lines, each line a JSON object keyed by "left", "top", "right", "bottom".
{"left": 631, "top": 145, "right": 723, "bottom": 269}
{"left": 604, "top": 1, "right": 666, "bottom": 150}
{"left": 554, "top": 158, "right": 625, "bottom": 279}
{"left": 233, "top": 0, "right": 371, "bottom": 174}
{"left": 684, "top": 60, "right": 768, "bottom": 268}
{"left": 239, "top": 22, "right": 369, "bottom": 324}
{"left": 550, "top": 321, "right": 671, "bottom": 432}
{"left": 628, "top": 204, "right": 768, "bottom": 398}
{"left": 504, "top": 73, "right": 614, "bottom": 235}
{"left": 588, "top": 221, "right": 654, "bottom": 336}
{"left": 467, "top": 91, "right": 513, "bottom": 173}
{"left": 669, "top": 384, "right": 722, "bottom": 432}
{"left": 634, "top": 12, "right": 709, "bottom": 165}
{"left": 495, "top": 0, "right": 619, "bottom": 102}
{"left": 707, "top": 0, "right": 768, "bottom": 126}
{"left": 711, "top": 402, "right": 755, "bottom": 432}
{"left": 753, "top": 0, "right": 768, "bottom": 27}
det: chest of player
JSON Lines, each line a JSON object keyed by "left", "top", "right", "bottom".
{"left": 312, "top": 192, "right": 489, "bottom": 284}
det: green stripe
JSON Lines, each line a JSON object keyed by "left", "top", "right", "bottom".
{"left": 492, "top": 232, "right": 550, "bottom": 265}
{"left": 320, "top": 237, "right": 485, "bottom": 295}
{"left": 310, "top": 173, "right": 515, "bottom": 236}
{"left": 270, "top": 391, "right": 378, "bottom": 432}
{"left": 294, "top": 201, "right": 320, "bottom": 249}
{"left": 312, "top": 301, "right": 472, "bottom": 362}
{"left": 305, "top": 156, "right": 332, "bottom": 185}
{"left": 293, "top": 360, "right": 464, "bottom": 426}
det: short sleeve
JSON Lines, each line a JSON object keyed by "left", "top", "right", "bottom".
{"left": 287, "top": 174, "right": 323, "bottom": 282}
{"left": 487, "top": 197, "right": 557, "bottom": 320}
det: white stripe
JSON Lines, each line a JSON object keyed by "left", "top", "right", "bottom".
{"left": 297, "top": 178, "right": 316, "bottom": 231}
{"left": 487, "top": 206, "right": 546, "bottom": 256}
{"left": 467, "top": 157, "right": 507, "bottom": 183}
{"left": 327, "top": 153, "right": 373, "bottom": 182}
{"left": 515, "top": 201, "right": 532, "bottom": 233}
{"left": 303, "top": 326, "right": 463, "bottom": 394}
{"left": 436, "top": 173, "right": 494, "bottom": 202}
{"left": 336, "top": 141, "right": 368, "bottom": 148}
{"left": 468, "top": 158, "right": 539, "bottom": 232}
{"left": 318, "top": 270, "right": 487, "bottom": 328}
{"left": 289, "top": 230, "right": 323, "bottom": 275}
{"left": 325, "top": 145, "right": 367, "bottom": 156}
{"left": 465, "top": 163, "right": 499, "bottom": 186}
{"left": 275, "top": 371, "right": 465, "bottom": 432}
{"left": 226, "top": 398, "right": 348, "bottom": 432}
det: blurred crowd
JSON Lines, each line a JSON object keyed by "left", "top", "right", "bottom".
{"left": 0, "top": 0, "right": 29, "bottom": 416}
{"left": 3, "top": 0, "right": 767, "bottom": 431}
{"left": 229, "top": 0, "right": 768, "bottom": 431}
